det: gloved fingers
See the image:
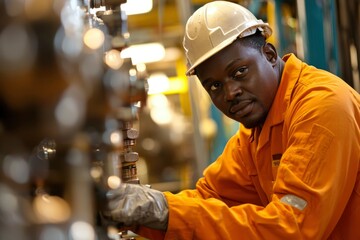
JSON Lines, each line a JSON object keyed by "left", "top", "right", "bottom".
{"left": 106, "top": 183, "right": 147, "bottom": 200}
{"left": 105, "top": 184, "right": 128, "bottom": 200}
{"left": 102, "top": 183, "right": 169, "bottom": 230}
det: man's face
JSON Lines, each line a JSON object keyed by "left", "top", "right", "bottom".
{"left": 195, "top": 40, "right": 280, "bottom": 128}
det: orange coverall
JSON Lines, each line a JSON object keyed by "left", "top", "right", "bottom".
{"left": 139, "top": 54, "right": 360, "bottom": 239}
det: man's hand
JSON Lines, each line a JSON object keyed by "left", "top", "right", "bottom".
{"left": 103, "top": 184, "right": 168, "bottom": 231}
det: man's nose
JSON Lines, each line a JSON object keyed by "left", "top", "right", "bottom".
{"left": 224, "top": 79, "right": 243, "bottom": 101}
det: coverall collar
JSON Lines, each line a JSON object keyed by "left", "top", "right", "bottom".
{"left": 256, "top": 53, "right": 303, "bottom": 149}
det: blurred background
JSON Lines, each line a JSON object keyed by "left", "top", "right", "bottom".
{"left": 0, "top": 0, "right": 359, "bottom": 239}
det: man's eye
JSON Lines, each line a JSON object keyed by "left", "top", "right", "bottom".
{"left": 232, "top": 67, "right": 248, "bottom": 79}
{"left": 210, "top": 82, "right": 221, "bottom": 91}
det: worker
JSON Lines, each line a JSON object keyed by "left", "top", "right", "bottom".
{"left": 102, "top": 1, "right": 360, "bottom": 239}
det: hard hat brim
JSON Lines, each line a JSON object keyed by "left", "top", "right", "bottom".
{"left": 185, "top": 36, "right": 236, "bottom": 76}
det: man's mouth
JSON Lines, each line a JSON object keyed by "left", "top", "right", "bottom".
{"left": 229, "top": 100, "right": 254, "bottom": 118}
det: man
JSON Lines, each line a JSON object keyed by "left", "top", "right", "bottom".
{"left": 104, "top": 1, "right": 360, "bottom": 239}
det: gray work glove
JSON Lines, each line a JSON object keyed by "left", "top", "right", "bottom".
{"left": 104, "top": 183, "right": 169, "bottom": 231}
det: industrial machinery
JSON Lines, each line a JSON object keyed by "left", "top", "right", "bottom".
{"left": 0, "top": 0, "right": 148, "bottom": 239}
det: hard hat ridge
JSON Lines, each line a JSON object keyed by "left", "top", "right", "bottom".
{"left": 183, "top": 1, "right": 272, "bottom": 76}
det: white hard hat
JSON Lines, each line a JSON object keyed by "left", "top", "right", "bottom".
{"left": 183, "top": 1, "right": 272, "bottom": 75}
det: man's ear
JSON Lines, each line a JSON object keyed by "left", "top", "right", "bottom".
{"left": 262, "top": 42, "right": 278, "bottom": 66}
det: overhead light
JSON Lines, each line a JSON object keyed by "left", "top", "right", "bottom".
{"left": 147, "top": 72, "right": 170, "bottom": 95}
{"left": 148, "top": 94, "right": 173, "bottom": 125}
{"left": 83, "top": 28, "right": 105, "bottom": 50}
{"left": 89, "top": 0, "right": 152, "bottom": 16}
{"left": 121, "top": 0, "right": 153, "bottom": 15}
{"left": 104, "top": 49, "right": 124, "bottom": 69}
{"left": 121, "top": 42, "right": 165, "bottom": 65}
{"left": 162, "top": 47, "right": 182, "bottom": 62}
